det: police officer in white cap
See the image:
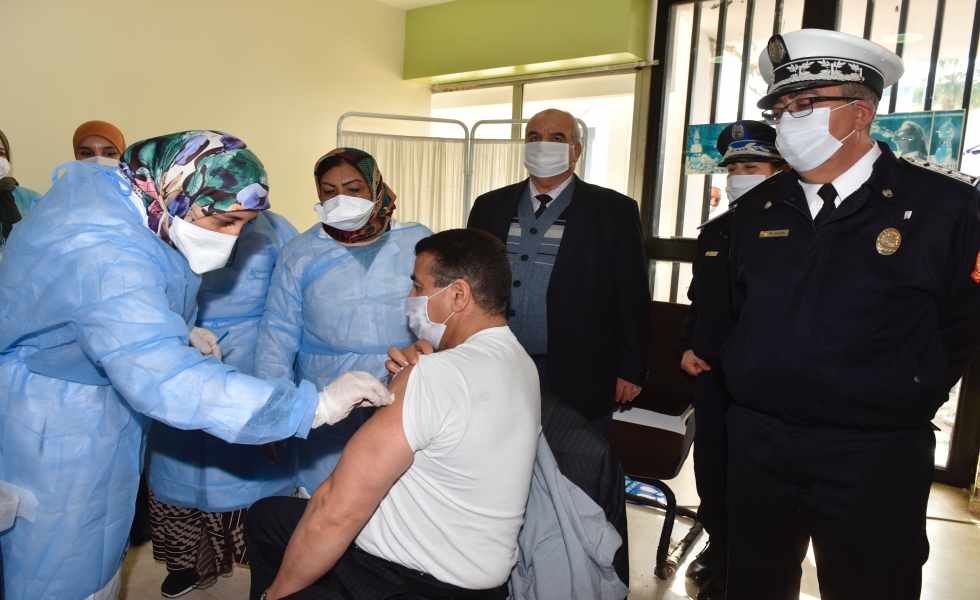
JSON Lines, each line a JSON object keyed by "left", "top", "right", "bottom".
{"left": 723, "top": 29, "right": 980, "bottom": 599}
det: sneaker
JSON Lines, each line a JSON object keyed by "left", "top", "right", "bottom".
{"left": 684, "top": 539, "right": 723, "bottom": 587}
{"left": 161, "top": 569, "right": 199, "bottom": 598}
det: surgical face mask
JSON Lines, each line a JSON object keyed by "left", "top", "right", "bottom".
{"left": 81, "top": 156, "right": 120, "bottom": 168}
{"left": 775, "top": 103, "right": 857, "bottom": 172}
{"left": 725, "top": 174, "right": 767, "bottom": 202}
{"left": 523, "top": 142, "right": 572, "bottom": 178}
{"left": 168, "top": 214, "right": 239, "bottom": 274}
{"left": 0, "top": 157, "right": 9, "bottom": 180}
{"left": 405, "top": 284, "right": 455, "bottom": 350}
{"left": 314, "top": 194, "right": 377, "bottom": 231}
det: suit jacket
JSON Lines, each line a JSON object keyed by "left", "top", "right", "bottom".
{"left": 467, "top": 175, "right": 650, "bottom": 421}
{"left": 540, "top": 393, "right": 629, "bottom": 586}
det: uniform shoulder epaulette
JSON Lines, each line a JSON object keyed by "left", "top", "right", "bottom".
{"left": 902, "top": 156, "right": 980, "bottom": 187}
{"left": 697, "top": 207, "right": 731, "bottom": 230}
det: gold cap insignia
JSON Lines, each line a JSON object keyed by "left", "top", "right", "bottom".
{"left": 768, "top": 35, "right": 788, "bottom": 64}
{"left": 733, "top": 123, "right": 745, "bottom": 141}
{"left": 876, "top": 228, "right": 901, "bottom": 255}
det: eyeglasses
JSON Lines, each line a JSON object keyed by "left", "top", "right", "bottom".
{"left": 761, "top": 96, "right": 860, "bottom": 125}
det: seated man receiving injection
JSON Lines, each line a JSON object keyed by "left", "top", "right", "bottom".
{"left": 245, "top": 228, "right": 541, "bottom": 600}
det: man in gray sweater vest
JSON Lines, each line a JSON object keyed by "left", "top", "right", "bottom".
{"left": 467, "top": 108, "right": 651, "bottom": 437}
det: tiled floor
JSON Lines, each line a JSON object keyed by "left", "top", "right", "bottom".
{"left": 118, "top": 456, "right": 980, "bottom": 600}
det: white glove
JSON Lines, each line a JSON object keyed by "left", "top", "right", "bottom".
{"left": 189, "top": 326, "right": 223, "bottom": 360}
{"left": 314, "top": 371, "right": 394, "bottom": 428}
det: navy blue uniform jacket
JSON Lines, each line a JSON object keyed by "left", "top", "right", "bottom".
{"left": 467, "top": 176, "right": 651, "bottom": 422}
{"left": 724, "top": 143, "right": 980, "bottom": 431}
{"left": 679, "top": 210, "right": 735, "bottom": 365}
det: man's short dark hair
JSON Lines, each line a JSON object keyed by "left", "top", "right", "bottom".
{"left": 415, "top": 229, "right": 511, "bottom": 316}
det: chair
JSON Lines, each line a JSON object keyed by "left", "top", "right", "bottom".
{"left": 609, "top": 300, "right": 702, "bottom": 580}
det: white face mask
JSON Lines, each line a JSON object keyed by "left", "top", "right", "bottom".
{"left": 0, "top": 157, "right": 9, "bottom": 180}
{"left": 523, "top": 142, "right": 572, "bottom": 178}
{"left": 725, "top": 174, "right": 767, "bottom": 201}
{"left": 168, "top": 215, "right": 239, "bottom": 274}
{"left": 314, "top": 194, "right": 377, "bottom": 231}
{"left": 775, "top": 103, "right": 857, "bottom": 172}
{"left": 405, "top": 284, "right": 455, "bottom": 350}
{"left": 80, "top": 156, "right": 120, "bottom": 168}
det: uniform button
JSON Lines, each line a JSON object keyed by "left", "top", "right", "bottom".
{"left": 529, "top": 227, "right": 538, "bottom": 235}
{"left": 513, "top": 280, "right": 521, "bottom": 287}
{"left": 882, "top": 189, "right": 893, "bottom": 198}
{"left": 913, "top": 375, "right": 922, "bottom": 383}
{"left": 521, "top": 254, "right": 529, "bottom": 261}
{"left": 507, "top": 309, "right": 516, "bottom": 317}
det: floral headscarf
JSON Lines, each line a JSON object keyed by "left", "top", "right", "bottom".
{"left": 314, "top": 147, "right": 396, "bottom": 244}
{"left": 120, "top": 131, "right": 270, "bottom": 243}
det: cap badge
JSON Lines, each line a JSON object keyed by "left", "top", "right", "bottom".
{"left": 768, "top": 35, "right": 789, "bottom": 65}
{"left": 876, "top": 228, "right": 901, "bottom": 255}
{"left": 732, "top": 123, "right": 745, "bottom": 141}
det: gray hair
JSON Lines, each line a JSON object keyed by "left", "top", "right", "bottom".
{"left": 529, "top": 109, "right": 582, "bottom": 144}
{"left": 839, "top": 82, "right": 880, "bottom": 129}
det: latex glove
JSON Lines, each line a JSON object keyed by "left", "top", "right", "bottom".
{"left": 189, "top": 326, "right": 223, "bottom": 361}
{"left": 314, "top": 371, "right": 394, "bottom": 428}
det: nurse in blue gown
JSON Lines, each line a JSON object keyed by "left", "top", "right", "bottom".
{"left": 254, "top": 147, "right": 432, "bottom": 493}
{"left": 0, "top": 132, "right": 388, "bottom": 600}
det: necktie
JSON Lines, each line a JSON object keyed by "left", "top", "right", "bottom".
{"left": 813, "top": 184, "right": 837, "bottom": 227}
{"left": 534, "top": 194, "right": 552, "bottom": 219}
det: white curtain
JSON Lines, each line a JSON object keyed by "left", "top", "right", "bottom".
{"left": 470, "top": 139, "right": 527, "bottom": 202}
{"left": 340, "top": 131, "right": 466, "bottom": 232}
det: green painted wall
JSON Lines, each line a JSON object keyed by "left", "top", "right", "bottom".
{"left": 404, "top": 0, "right": 652, "bottom": 84}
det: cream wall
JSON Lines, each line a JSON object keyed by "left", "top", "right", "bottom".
{"left": 1, "top": 0, "right": 431, "bottom": 229}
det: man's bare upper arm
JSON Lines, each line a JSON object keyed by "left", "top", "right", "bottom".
{"left": 309, "top": 365, "right": 416, "bottom": 523}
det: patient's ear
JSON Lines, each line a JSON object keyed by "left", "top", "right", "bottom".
{"left": 449, "top": 279, "right": 473, "bottom": 312}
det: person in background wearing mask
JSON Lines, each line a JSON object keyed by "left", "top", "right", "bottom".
{"left": 724, "top": 30, "right": 980, "bottom": 598}
{"left": 0, "top": 129, "right": 42, "bottom": 252}
{"left": 145, "top": 204, "right": 299, "bottom": 597}
{"left": 253, "top": 147, "right": 432, "bottom": 495}
{"left": 467, "top": 108, "right": 650, "bottom": 438}
{"left": 678, "top": 120, "right": 788, "bottom": 600}
{"left": 246, "top": 228, "right": 540, "bottom": 600}
{"left": 0, "top": 131, "right": 391, "bottom": 600}
{"left": 73, "top": 119, "right": 126, "bottom": 165}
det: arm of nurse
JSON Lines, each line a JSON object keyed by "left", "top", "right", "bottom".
{"left": 265, "top": 365, "right": 416, "bottom": 600}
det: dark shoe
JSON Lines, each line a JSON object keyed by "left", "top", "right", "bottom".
{"left": 697, "top": 571, "right": 727, "bottom": 600}
{"left": 685, "top": 539, "right": 723, "bottom": 587}
{"left": 161, "top": 569, "right": 199, "bottom": 598}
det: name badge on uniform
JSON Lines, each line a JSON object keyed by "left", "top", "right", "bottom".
{"left": 759, "top": 229, "right": 789, "bottom": 238}
{"left": 705, "top": 251, "right": 719, "bottom": 257}
{"left": 876, "top": 228, "right": 901, "bottom": 255}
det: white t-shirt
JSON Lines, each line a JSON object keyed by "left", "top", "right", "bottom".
{"left": 355, "top": 326, "right": 541, "bottom": 589}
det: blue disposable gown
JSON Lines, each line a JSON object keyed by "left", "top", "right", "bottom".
{"left": 254, "top": 221, "right": 432, "bottom": 490}
{"left": 0, "top": 163, "right": 318, "bottom": 599}
{"left": 146, "top": 211, "right": 301, "bottom": 512}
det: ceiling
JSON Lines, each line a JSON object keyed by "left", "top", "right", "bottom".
{"left": 377, "top": 0, "right": 456, "bottom": 10}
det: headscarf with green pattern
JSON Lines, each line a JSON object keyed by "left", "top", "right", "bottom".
{"left": 119, "top": 131, "right": 270, "bottom": 244}
{"left": 314, "top": 147, "right": 396, "bottom": 244}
